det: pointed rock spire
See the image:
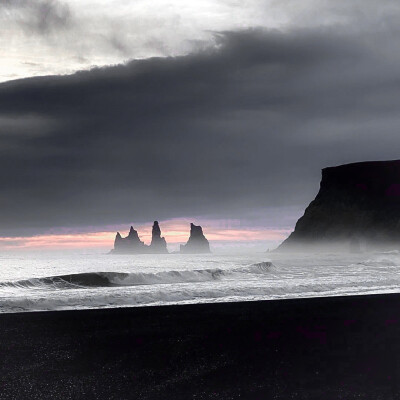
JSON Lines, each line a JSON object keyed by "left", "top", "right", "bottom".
{"left": 112, "top": 226, "right": 146, "bottom": 254}
{"left": 114, "top": 232, "right": 123, "bottom": 248}
{"left": 127, "top": 226, "right": 140, "bottom": 241}
{"left": 149, "top": 221, "right": 168, "bottom": 253}
{"left": 180, "top": 223, "right": 211, "bottom": 254}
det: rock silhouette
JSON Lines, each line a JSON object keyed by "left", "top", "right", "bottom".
{"left": 180, "top": 223, "right": 211, "bottom": 254}
{"left": 112, "top": 226, "right": 147, "bottom": 254}
{"left": 149, "top": 221, "right": 168, "bottom": 253}
{"left": 111, "top": 222, "right": 168, "bottom": 254}
{"left": 278, "top": 160, "right": 400, "bottom": 251}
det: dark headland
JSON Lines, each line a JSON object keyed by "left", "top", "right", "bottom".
{"left": 2, "top": 294, "right": 400, "bottom": 399}
{"left": 279, "top": 159, "right": 400, "bottom": 251}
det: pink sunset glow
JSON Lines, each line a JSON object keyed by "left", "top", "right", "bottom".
{"left": 0, "top": 219, "right": 291, "bottom": 250}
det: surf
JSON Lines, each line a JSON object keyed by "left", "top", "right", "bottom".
{"left": 0, "top": 261, "right": 275, "bottom": 291}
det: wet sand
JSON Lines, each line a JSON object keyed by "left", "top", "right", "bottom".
{"left": 1, "top": 294, "right": 400, "bottom": 399}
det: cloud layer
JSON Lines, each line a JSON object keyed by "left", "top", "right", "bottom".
{"left": 1, "top": 24, "right": 400, "bottom": 236}
{"left": 2, "top": 0, "right": 400, "bottom": 81}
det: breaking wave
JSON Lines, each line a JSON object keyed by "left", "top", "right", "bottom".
{"left": 0, "top": 262, "right": 274, "bottom": 291}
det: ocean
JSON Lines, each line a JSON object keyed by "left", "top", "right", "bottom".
{"left": 1, "top": 250, "right": 400, "bottom": 313}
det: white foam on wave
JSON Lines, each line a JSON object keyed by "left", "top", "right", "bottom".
{"left": 2, "top": 274, "right": 400, "bottom": 313}
{"left": 2, "top": 251, "right": 400, "bottom": 314}
{"left": 0, "top": 261, "right": 275, "bottom": 292}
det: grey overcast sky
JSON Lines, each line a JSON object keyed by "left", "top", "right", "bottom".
{"left": 2, "top": 0, "right": 399, "bottom": 82}
{"left": 1, "top": 0, "right": 400, "bottom": 238}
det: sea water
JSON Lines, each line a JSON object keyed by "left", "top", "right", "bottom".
{"left": 0, "top": 250, "right": 400, "bottom": 313}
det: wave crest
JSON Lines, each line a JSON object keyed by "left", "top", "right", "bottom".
{"left": 0, "top": 261, "right": 274, "bottom": 290}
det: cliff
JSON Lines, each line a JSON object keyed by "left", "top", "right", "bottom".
{"left": 279, "top": 160, "right": 400, "bottom": 251}
{"left": 149, "top": 221, "right": 168, "bottom": 253}
{"left": 180, "top": 223, "right": 211, "bottom": 254}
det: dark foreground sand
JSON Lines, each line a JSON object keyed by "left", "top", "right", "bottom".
{"left": 1, "top": 294, "right": 400, "bottom": 399}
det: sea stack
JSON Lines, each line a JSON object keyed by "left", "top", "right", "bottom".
{"left": 149, "top": 221, "right": 168, "bottom": 253}
{"left": 278, "top": 160, "right": 400, "bottom": 251}
{"left": 180, "top": 223, "right": 211, "bottom": 254}
{"left": 112, "top": 226, "right": 147, "bottom": 254}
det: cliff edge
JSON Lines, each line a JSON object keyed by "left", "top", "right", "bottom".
{"left": 278, "top": 160, "right": 400, "bottom": 251}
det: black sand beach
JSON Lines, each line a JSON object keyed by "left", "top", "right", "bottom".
{"left": 1, "top": 294, "right": 400, "bottom": 399}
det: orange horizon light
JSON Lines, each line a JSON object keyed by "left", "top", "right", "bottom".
{"left": 0, "top": 220, "right": 290, "bottom": 250}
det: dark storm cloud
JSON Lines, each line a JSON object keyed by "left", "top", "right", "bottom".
{"left": 1, "top": 27, "right": 400, "bottom": 235}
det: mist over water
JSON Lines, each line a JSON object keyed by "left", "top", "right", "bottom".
{"left": 1, "top": 250, "right": 400, "bottom": 313}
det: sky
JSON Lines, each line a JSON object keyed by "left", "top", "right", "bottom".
{"left": 1, "top": 0, "right": 400, "bottom": 250}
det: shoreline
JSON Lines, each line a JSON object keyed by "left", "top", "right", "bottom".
{"left": 3, "top": 287, "right": 400, "bottom": 315}
{"left": 1, "top": 293, "right": 400, "bottom": 399}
